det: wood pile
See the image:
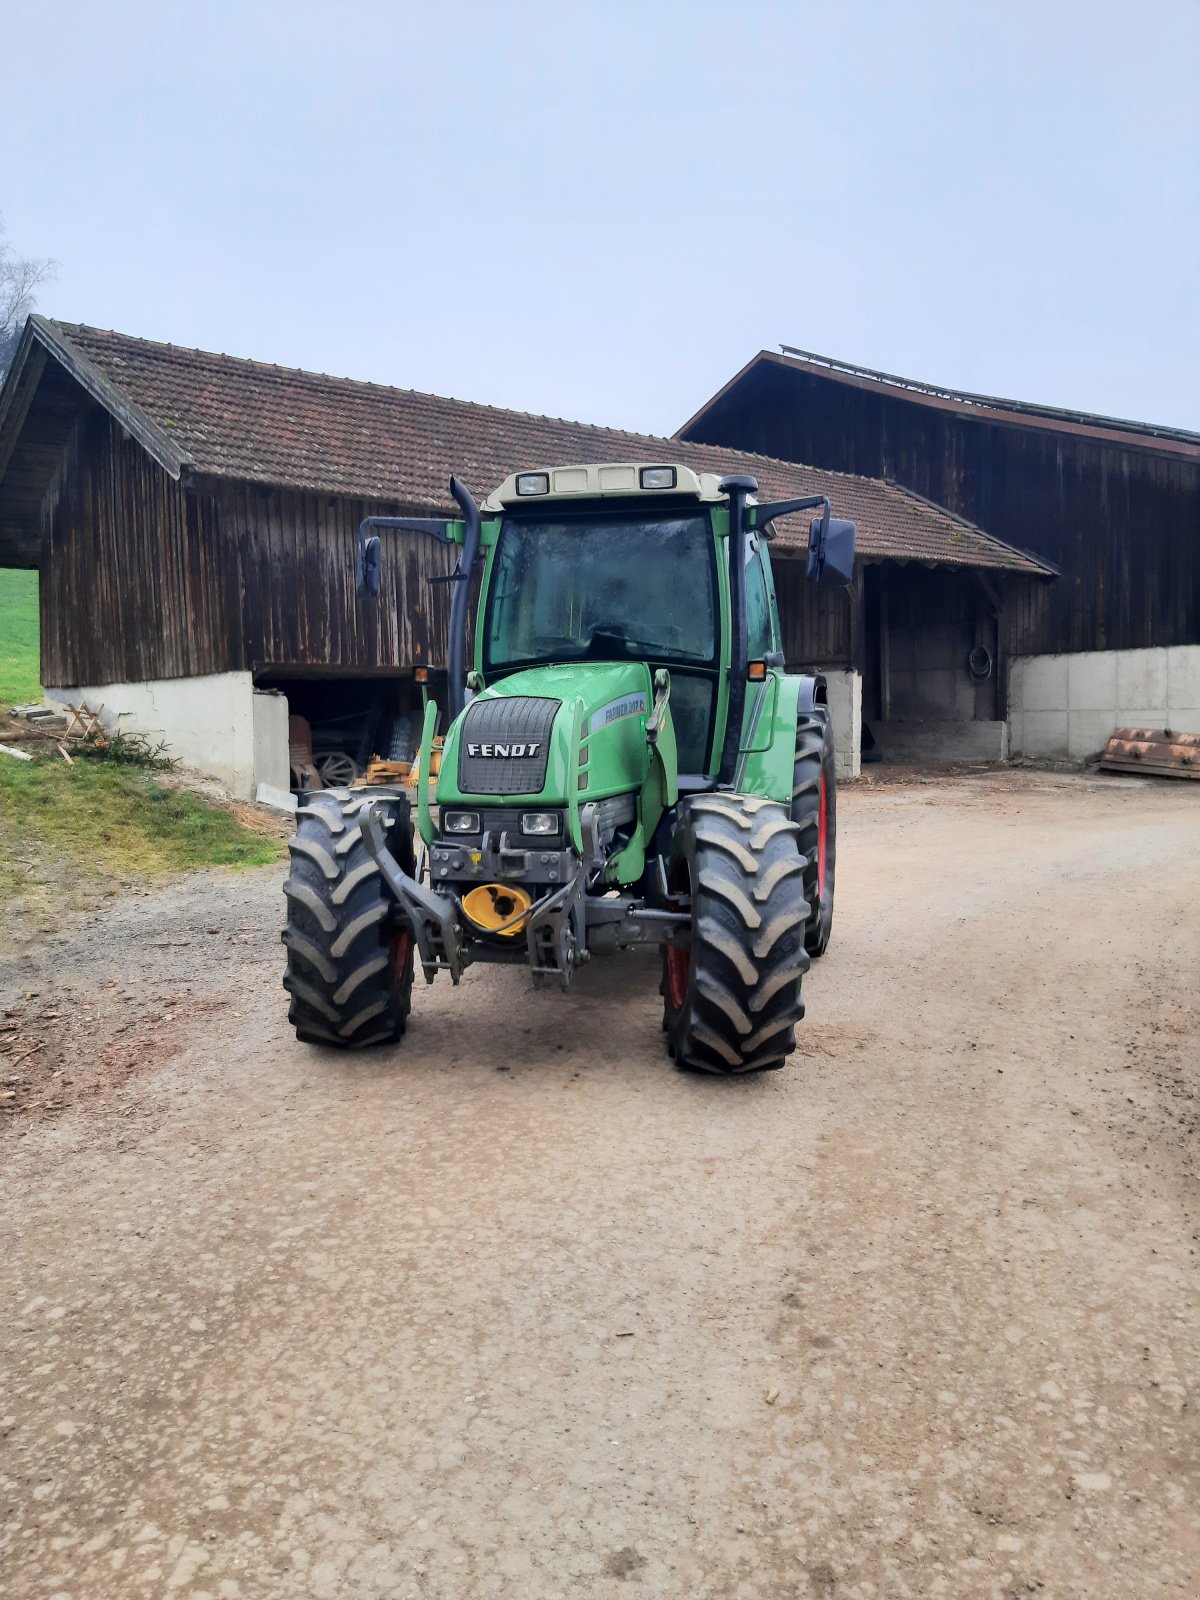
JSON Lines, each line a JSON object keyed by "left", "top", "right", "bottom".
{"left": 0, "top": 701, "right": 106, "bottom": 763}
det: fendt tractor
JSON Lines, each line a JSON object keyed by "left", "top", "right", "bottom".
{"left": 282, "top": 463, "right": 855, "bottom": 1074}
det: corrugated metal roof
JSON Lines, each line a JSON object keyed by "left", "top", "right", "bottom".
{"left": 31, "top": 319, "right": 1054, "bottom": 576}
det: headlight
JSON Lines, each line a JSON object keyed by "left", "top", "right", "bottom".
{"left": 520, "top": 812, "right": 561, "bottom": 836}
{"left": 442, "top": 810, "right": 480, "bottom": 834}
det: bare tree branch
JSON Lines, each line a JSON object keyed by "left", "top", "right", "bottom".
{"left": 0, "top": 215, "right": 58, "bottom": 379}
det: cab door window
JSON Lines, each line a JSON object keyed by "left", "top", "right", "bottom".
{"left": 745, "top": 534, "right": 776, "bottom": 658}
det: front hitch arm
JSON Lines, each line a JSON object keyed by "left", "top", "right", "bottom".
{"left": 360, "top": 800, "right": 468, "bottom": 984}
{"left": 524, "top": 803, "right": 601, "bottom": 990}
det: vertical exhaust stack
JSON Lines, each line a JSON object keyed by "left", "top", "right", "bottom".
{"left": 447, "top": 475, "right": 482, "bottom": 723}
{"left": 717, "top": 474, "right": 758, "bottom": 786}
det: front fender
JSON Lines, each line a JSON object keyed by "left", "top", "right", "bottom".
{"left": 733, "top": 672, "right": 818, "bottom": 804}
{"left": 794, "top": 672, "right": 827, "bottom": 719}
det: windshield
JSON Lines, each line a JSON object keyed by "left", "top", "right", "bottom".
{"left": 483, "top": 510, "right": 717, "bottom": 672}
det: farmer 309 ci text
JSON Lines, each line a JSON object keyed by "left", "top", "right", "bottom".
{"left": 282, "top": 463, "right": 855, "bottom": 1074}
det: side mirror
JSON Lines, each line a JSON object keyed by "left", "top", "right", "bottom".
{"left": 355, "top": 511, "right": 456, "bottom": 600}
{"left": 360, "top": 533, "right": 382, "bottom": 596}
{"left": 807, "top": 514, "right": 856, "bottom": 588}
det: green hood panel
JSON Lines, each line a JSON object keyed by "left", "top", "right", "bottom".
{"left": 437, "top": 661, "right": 656, "bottom": 809}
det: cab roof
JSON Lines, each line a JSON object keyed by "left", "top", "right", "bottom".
{"left": 482, "top": 462, "right": 730, "bottom": 512}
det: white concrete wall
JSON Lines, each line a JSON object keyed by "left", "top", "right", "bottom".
{"left": 47, "top": 671, "right": 290, "bottom": 799}
{"left": 252, "top": 689, "right": 291, "bottom": 793}
{"left": 819, "top": 669, "right": 861, "bottom": 780}
{"left": 1009, "top": 646, "right": 1200, "bottom": 760}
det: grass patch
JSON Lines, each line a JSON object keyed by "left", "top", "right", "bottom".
{"left": 0, "top": 755, "right": 286, "bottom": 929}
{"left": 0, "top": 567, "right": 41, "bottom": 706}
{"left": 0, "top": 574, "right": 286, "bottom": 941}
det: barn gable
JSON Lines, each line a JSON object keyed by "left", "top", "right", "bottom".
{"left": 678, "top": 346, "right": 1200, "bottom": 657}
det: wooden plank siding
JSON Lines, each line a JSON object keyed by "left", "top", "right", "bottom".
{"left": 684, "top": 360, "right": 1200, "bottom": 657}
{"left": 40, "top": 401, "right": 455, "bottom": 687}
{"left": 772, "top": 555, "right": 853, "bottom": 669}
{"left": 214, "top": 482, "right": 455, "bottom": 674}
{"left": 40, "top": 406, "right": 230, "bottom": 685}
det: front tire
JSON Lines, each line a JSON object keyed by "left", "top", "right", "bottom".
{"left": 282, "top": 789, "right": 416, "bottom": 1048}
{"left": 661, "top": 794, "right": 810, "bottom": 1074}
{"left": 792, "top": 709, "right": 837, "bottom": 958}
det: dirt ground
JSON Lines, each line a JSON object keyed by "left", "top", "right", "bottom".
{"left": 1, "top": 769, "right": 1197, "bottom": 1600}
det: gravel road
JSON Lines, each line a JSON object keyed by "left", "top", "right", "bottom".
{"left": 1, "top": 771, "right": 1197, "bottom": 1599}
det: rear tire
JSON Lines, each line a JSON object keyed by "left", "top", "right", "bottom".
{"left": 793, "top": 709, "right": 837, "bottom": 958}
{"left": 661, "top": 794, "right": 809, "bottom": 1074}
{"left": 282, "top": 788, "right": 416, "bottom": 1048}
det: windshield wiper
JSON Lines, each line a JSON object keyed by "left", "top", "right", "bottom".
{"left": 490, "top": 647, "right": 714, "bottom": 673}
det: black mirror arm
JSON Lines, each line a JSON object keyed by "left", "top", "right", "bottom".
{"left": 359, "top": 515, "right": 455, "bottom": 543}
{"left": 748, "top": 495, "right": 830, "bottom": 535}
{"left": 355, "top": 482, "right": 482, "bottom": 722}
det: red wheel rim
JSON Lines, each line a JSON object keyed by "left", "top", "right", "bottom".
{"left": 665, "top": 943, "right": 690, "bottom": 1010}
{"left": 817, "top": 771, "right": 828, "bottom": 900}
{"left": 390, "top": 926, "right": 412, "bottom": 981}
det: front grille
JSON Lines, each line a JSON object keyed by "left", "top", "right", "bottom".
{"left": 457, "top": 696, "right": 560, "bottom": 795}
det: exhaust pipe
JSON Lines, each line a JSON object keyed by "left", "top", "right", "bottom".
{"left": 447, "top": 476, "right": 482, "bottom": 723}
{"left": 717, "top": 474, "right": 758, "bottom": 786}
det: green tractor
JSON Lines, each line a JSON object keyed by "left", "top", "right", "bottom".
{"left": 282, "top": 463, "right": 855, "bottom": 1074}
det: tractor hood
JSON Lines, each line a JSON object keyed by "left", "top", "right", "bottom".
{"left": 437, "top": 661, "right": 655, "bottom": 808}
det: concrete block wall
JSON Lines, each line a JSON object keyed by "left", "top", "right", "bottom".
{"left": 818, "top": 669, "right": 861, "bottom": 780}
{"left": 252, "top": 689, "right": 291, "bottom": 793}
{"left": 47, "top": 671, "right": 290, "bottom": 799}
{"left": 1009, "top": 646, "right": 1200, "bottom": 760}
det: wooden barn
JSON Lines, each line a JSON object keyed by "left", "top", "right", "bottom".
{"left": 680, "top": 347, "right": 1200, "bottom": 760}
{"left": 0, "top": 318, "right": 1049, "bottom": 793}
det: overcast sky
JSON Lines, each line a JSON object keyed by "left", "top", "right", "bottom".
{"left": 4, "top": 0, "right": 1198, "bottom": 435}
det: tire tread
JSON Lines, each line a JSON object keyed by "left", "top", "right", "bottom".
{"left": 662, "top": 795, "right": 810, "bottom": 1075}
{"left": 282, "top": 791, "right": 415, "bottom": 1049}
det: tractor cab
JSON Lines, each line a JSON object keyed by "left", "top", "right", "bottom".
{"left": 478, "top": 463, "right": 793, "bottom": 782}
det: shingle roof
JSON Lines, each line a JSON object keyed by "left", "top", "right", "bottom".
{"left": 37, "top": 319, "right": 1053, "bottom": 576}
